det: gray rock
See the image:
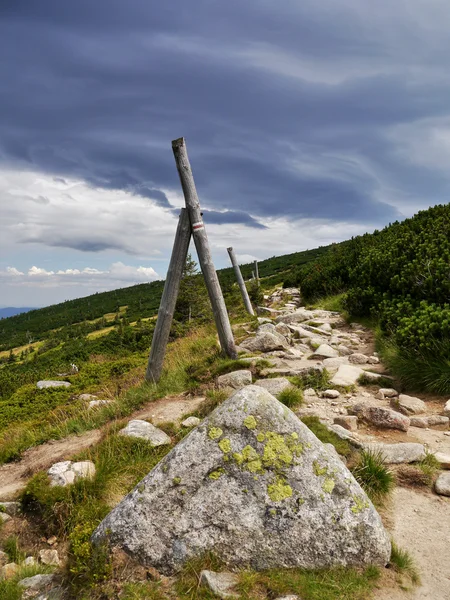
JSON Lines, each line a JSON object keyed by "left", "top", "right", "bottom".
{"left": 23, "top": 556, "right": 37, "bottom": 567}
{"left": 257, "top": 323, "right": 276, "bottom": 334}
{"left": 35, "top": 588, "right": 65, "bottom": 600}
{"left": 119, "top": 420, "right": 171, "bottom": 446}
{"left": 351, "top": 404, "right": 410, "bottom": 432}
{"left": 327, "top": 424, "right": 363, "bottom": 448}
{"left": 364, "top": 443, "right": 426, "bottom": 464}
{"left": 274, "top": 597, "right": 301, "bottom": 600}
{"left": 39, "top": 549, "right": 60, "bottom": 566}
{"left": 348, "top": 354, "right": 369, "bottom": 365}
{"left": 410, "top": 416, "right": 449, "bottom": 429}
{"left": 88, "top": 399, "right": 112, "bottom": 409}
{"left": 311, "top": 344, "right": 338, "bottom": 359}
{"left": 218, "top": 370, "right": 252, "bottom": 390}
{"left": 93, "top": 385, "right": 390, "bottom": 574}
{"left": 241, "top": 332, "right": 288, "bottom": 353}
{"left": 322, "top": 389, "right": 340, "bottom": 399}
{"left": 435, "top": 472, "right": 450, "bottom": 496}
{"left": 200, "top": 570, "right": 239, "bottom": 599}
{"left": 330, "top": 365, "right": 365, "bottom": 387}
{"left": 333, "top": 416, "right": 358, "bottom": 431}
{"left": 375, "top": 388, "right": 398, "bottom": 400}
{"left": 37, "top": 380, "right": 71, "bottom": 389}
{"left": 47, "top": 460, "right": 96, "bottom": 487}
{"left": 182, "top": 416, "right": 201, "bottom": 428}
{"left": 257, "top": 317, "right": 272, "bottom": 324}
{"left": 303, "top": 388, "right": 317, "bottom": 397}
{"left": 18, "top": 573, "right": 55, "bottom": 590}
{"left": 391, "top": 394, "right": 426, "bottom": 416}
{"left": 78, "top": 393, "right": 98, "bottom": 401}
{"left": 0, "top": 513, "right": 11, "bottom": 523}
{"left": 434, "top": 452, "right": 450, "bottom": 469}
{"left": 0, "top": 501, "right": 20, "bottom": 516}
{"left": 367, "top": 357, "right": 379, "bottom": 364}
{"left": 1, "top": 562, "right": 18, "bottom": 579}
{"left": 337, "top": 345, "right": 352, "bottom": 356}
{"left": 275, "top": 309, "right": 315, "bottom": 324}
{"left": 255, "top": 378, "right": 293, "bottom": 397}
{"left": 282, "top": 348, "right": 304, "bottom": 359}
{"left": 442, "top": 399, "right": 450, "bottom": 418}
{"left": 275, "top": 323, "right": 291, "bottom": 337}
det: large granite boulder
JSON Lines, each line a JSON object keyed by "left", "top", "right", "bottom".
{"left": 93, "top": 386, "right": 390, "bottom": 574}
{"left": 240, "top": 332, "right": 288, "bottom": 352}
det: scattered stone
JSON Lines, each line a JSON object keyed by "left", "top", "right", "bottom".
{"left": 1, "top": 562, "right": 19, "bottom": 579}
{"left": 78, "top": 393, "right": 98, "bottom": 401}
{"left": 0, "top": 512, "right": 11, "bottom": 523}
{"left": 311, "top": 344, "right": 338, "bottom": 359}
{"left": 18, "top": 573, "right": 55, "bottom": 590}
{"left": 182, "top": 416, "right": 201, "bottom": 428}
{"left": 93, "top": 385, "right": 391, "bottom": 573}
{"left": 365, "top": 443, "right": 426, "bottom": 464}
{"left": 39, "top": 549, "right": 61, "bottom": 566}
{"left": 333, "top": 416, "right": 358, "bottom": 431}
{"left": 257, "top": 323, "right": 276, "bottom": 334}
{"left": 327, "top": 424, "right": 363, "bottom": 447}
{"left": 282, "top": 347, "right": 304, "bottom": 359}
{"left": 217, "top": 370, "right": 252, "bottom": 390}
{"left": 119, "top": 420, "right": 171, "bottom": 446}
{"left": 434, "top": 452, "right": 450, "bottom": 469}
{"left": 322, "top": 389, "right": 340, "bottom": 399}
{"left": 88, "top": 399, "right": 112, "bottom": 409}
{"left": 442, "top": 399, "right": 450, "bottom": 418}
{"left": 257, "top": 317, "right": 272, "bottom": 324}
{"left": 348, "top": 354, "right": 369, "bottom": 365}
{"left": 435, "top": 472, "right": 450, "bottom": 497}
{"left": 391, "top": 394, "right": 426, "bottom": 416}
{"left": 240, "top": 332, "right": 288, "bottom": 353}
{"left": 275, "top": 309, "right": 314, "bottom": 324}
{"left": 200, "top": 570, "right": 240, "bottom": 599}
{"left": 367, "top": 356, "right": 379, "bottom": 364}
{"left": 24, "top": 556, "right": 37, "bottom": 567}
{"left": 275, "top": 323, "right": 291, "bottom": 337}
{"left": 0, "top": 501, "right": 20, "bottom": 516}
{"left": 255, "top": 378, "right": 293, "bottom": 397}
{"left": 318, "top": 323, "right": 333, "bottom": 333}
{"left": 303, "top": 388, "right": 317, "bottom": 397}
{"left": 37, "top": 380, "right": 71, "bottom": 389}
{"left": 376, "top": 388, "right": 398, "bottom": 400}
{"left": 351, "top": 404, "right": 410, "bottom": 432}
{"left": 337, "top": 345, "right": 352, "bottom": 356}
{"left": 48, "top": 460, "right": 96, "bottom": 487}
{"left": 410, "top": 416, "right": 449, "bottom": 429}
{"left": 362, "top": 371, "right": 391, "bottom": 382}
{"left": 47, "top": 536, "right": 57, "bottom": 546}
{"left": 330, "top": 365, "right": 364, "bottom": 387}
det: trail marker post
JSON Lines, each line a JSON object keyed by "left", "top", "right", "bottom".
{"left": 227, "top": 247, "right": 255, "bottom": 316}
{"left": 145, "top": 208, "right": 191, "bottom": 382}
{"left": 254, "top": 260, "right": 260, "bottom": 286}
{"left": 172, "top": 137, "right": 237, "bottom": 359}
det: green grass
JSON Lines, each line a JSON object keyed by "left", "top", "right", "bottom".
{"left": 278, "top": 387, "right": 304, "bottom": 408}
{"left": 390, "top": 542, "right": 420, "bottom": 585}
{"left": 289, "top": 368, "right": 331, "bottom": 393}
{"left": 310, "top": 293, "right": 348, "bottom": 315}
{"left": 300, "top": 416, "right": 352, "bottom": 457}
{"left": 0, "top": 561, "right": 54, "bottom": 600}
{"left": 3, "top": 536, "right": 26, "bottom": 563}
{"left": 351, "top": 450, "right": 395, "bottom": 503}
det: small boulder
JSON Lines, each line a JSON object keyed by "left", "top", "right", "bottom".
{"left": 331, "top": 365, "right": 364, "bottom": 387}
{"left": 348, "top": 354, "right": 369, "bottom": 365}
{"left": 119, "top": 420, "right": 171, "bottom": 446}
{"left": 333, "top": 416, "right": 358, "bottom": 432}
{"left": 18, "top": 573, "right": 55, "bottom": 590}
{"left": 337, "top": 345, "right": 352, "bottom": 356}
{"left": 435, "top": 472, "right": 450, "bottom": 497}
{"left": 0, "top": 550, "right": 8, "bottom": 566}
{"left": 182, "top": 416, "right": 201, "bottom": 428}
{"left": 23, "top": 556, "right": 37, "bottom": 567}
{"left": 39, "top": 549, "right": 60, "bottom": 566}
{"left": 365, "top": 443, "right": 426, "bottom": 464}
{"left": 391, "top": 394, "right": 426, "bottom": 416}
{"left": 48, "top": 460, "right": 96, "bottom": 487}
{"left": 0, "top": 513, "right": 11, "bottom": 524}
{"left": 88, "top": 399, "right": 112, "bottom": 409}
{"left": 78, "top": 393, "right": 98, "bottom": 401}
{"left": 303, "top": 388, "right": 317, "bottom": 397}
{"left": 255, "top": 378, "right": 293, "bottom": 397}
{"left": 442, "top": 399, "right": 450, "bottom": 418}
{"left": 351, "top": 404, "right": 410, "bottom": 432}
{"left": 218, "top": 370, "right": 252, "bottom": 390}
{"left": 37, "top": 380, "right": 71, "bottom": 389}
{"left": 434, "top": 452, "right": 450, "bottom": 469}
{"left": 311, "top": 344, "right": 338, "bottom": 359}
{"left": 240, "top": 332, "right": 288, "bottom": 353}
{"left": 275, "top": 323, "right": 291, "bottom": 337}
{"left": 375, "top": 388, "right": 398, "bottom": 400}
{"left": 1, "top": 562, "right": 19, "bottom": 579}
{"left": 0, "top": 501, "right": 20, "bottom": 516}
{"left": 322, "top": 390, "right": 340, "bottom": 399}
{"left": 275, "top": 309, "right": 314, "bottom": 324}
{"left": 72, "top": 461, "right": 96, "bottom": 480}
{"left": 367, "top": 357, "right": 379, "bottom": 364}
{"left": 327, "top": 424, "right": 363, "bottom": 447}
{"left": 200, "top": 570, "right": 239, "bottom": 599}
{"left": 410, "top": 416, "right": 449, "bottom": 429}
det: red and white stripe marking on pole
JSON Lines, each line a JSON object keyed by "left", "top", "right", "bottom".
{"left": 192, "top": 221, "right": 204, "bottom": 232}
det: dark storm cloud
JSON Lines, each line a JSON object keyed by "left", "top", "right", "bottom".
{"left": 1, "top": 0, "right": 450, "bottom": 226}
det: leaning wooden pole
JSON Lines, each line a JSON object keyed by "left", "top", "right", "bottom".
{"left": 254, "top": 260, "right": 260, "bottom": 286}
{"left": 227, "top": 247, "right": 255, "bottom": 316}
{"left": 145, "top": 208, "right": 191, "bottom": 382}
{"left": 172, "top": 137, "right": 237, "bottom": 359}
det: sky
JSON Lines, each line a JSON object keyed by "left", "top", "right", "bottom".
{"left": 2, "top": 0, "right": 450, "bottom": 308}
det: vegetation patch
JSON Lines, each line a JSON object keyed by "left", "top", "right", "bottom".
{"left": 301, "top": 416, "right": 352, "bottom": 457}
{"left": 351, "top": 449, "right": 395, "bottom": 503}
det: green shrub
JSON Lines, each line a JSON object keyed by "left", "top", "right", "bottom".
{"left": 351, "top": 450, "right": 394, "bottom": 502}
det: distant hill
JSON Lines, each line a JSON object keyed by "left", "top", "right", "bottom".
{"left": 0, "top": 307, "right": 36, "bottom": 319}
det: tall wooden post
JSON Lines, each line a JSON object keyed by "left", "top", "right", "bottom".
{"left": 145, "top": 208, "right": 191, "bottom": 382}
{"left": 227, "top": 247, "right": 255, "bottom": 316}
{"left": 172, "top": 137, "right": 237, "bottom": 359}
{"left": 254, "top": 260, "right": 260, "bottom": 286}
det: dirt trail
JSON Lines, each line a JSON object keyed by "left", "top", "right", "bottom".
{"left": 0, "top": 394, "right": 206, "bottom": 500}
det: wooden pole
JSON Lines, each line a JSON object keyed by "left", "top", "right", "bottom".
{"left": 172, "top": 137, "right": 237, "bottom": 359}
{"left": 145, "top": 208, "right": 191, "bottom": 382}
{"left": 227, "top": 247, "right": 255, "bottom": 316}
{"left": 254, "top": 260, "right": 260, "bottom": 286}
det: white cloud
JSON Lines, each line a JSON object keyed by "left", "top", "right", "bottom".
{"left": 5, "top": 267, "right": 24, "bottom": 276}
{"left": 28, "top": 266, "right": 55, "bottom": 276}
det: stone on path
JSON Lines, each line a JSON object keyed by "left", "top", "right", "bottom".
{"left": 119, "top": 420, "right": 171, "bottom": 446}
{"left": 37, "top": 380, "right": 71, "bottom": 389}
{"left": 311, "top": 344, "right": 338, "bottom": 359}
{"left": 351, "top": 403, "right": 410, "bottom": 432}
{"left": 442, "top": 399, "right": 450, "bottom": 418}
{"left": 390, "top": 394, "right": 426, "bottom": 416}
{"left": 241, "top": 332, "right": 288, "bottom": 353}
{"left": 327, "top": 424, "right": 363, "bottom": 447}
{"left": 275, "top": 309, "right": 314, "bottom": 324}
{"left": 218, "top": 370, "right": 252, "bottom": 390}
{"left": 255, "top": 378, "right": 293, "bottom": 397}
{"left": 322, "top": 389, "right": 340, "bottom": 399}
{"left": 365, "top": 443, "right": 426, "bottom": 464}
{"left": 93, "top": 385, "right": 390, "bottom": 574}
{"left": 48, "top": 460, "right": 96, "bottom": 487}
{"left": 182, "top": 416, "right": 201, "bottom": 428}
{"left": 348, "top": 353, "right": 369, "bottom": 365}
{"left": 435, "top": 472, "right": 450, "bottom": 496}
{"left": 434, "top": 452, "right": 450, "bottom": 469}
{"left": 375, "top": 388, "right": 398, "bottom": 400}
{"left": 275, "top": 323, "right": 291, "bottom": 337}
{"left": 337, "top": 345, "right": 352, "bottom": 356}
{"left": 410, "top": 416, "right": 449, "bottom": 429}
{"left": 330, "top": 365, "right": 364, "bottom": 387}
{"left": 334, "top": 416, "right": 358, "bottom": 431}
{"left": 200, "top": 570, "right": 239, "bottom": 599}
